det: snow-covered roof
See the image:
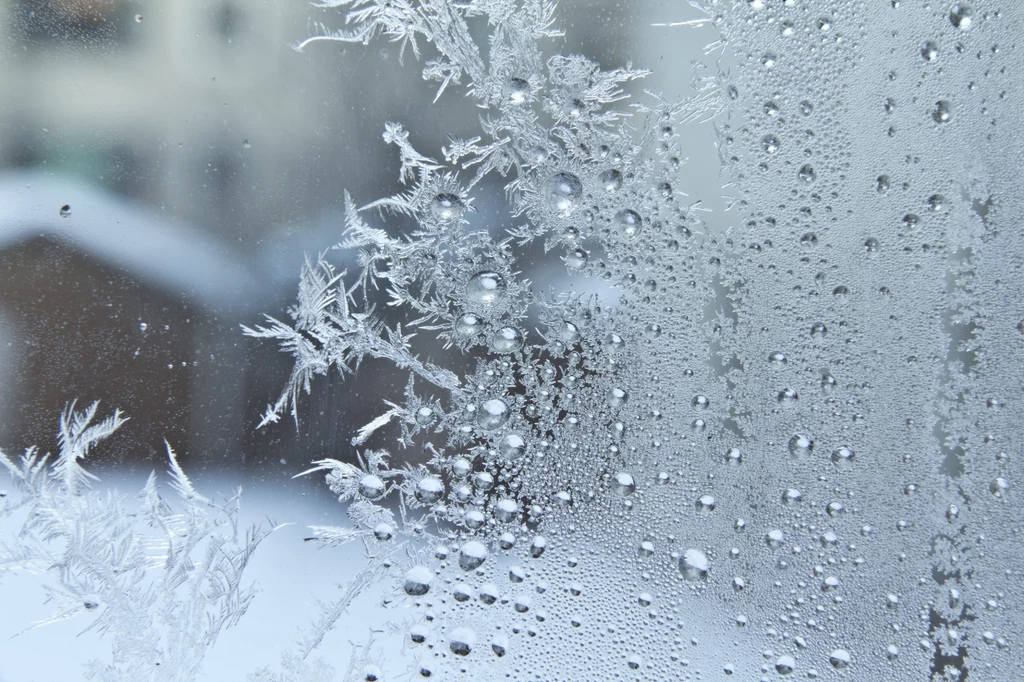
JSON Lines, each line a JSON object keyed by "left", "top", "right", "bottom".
{"left": 0, "top": 172, "right": 263, "bottom": 311}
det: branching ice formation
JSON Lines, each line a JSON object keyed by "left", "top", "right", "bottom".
{"left": 0, "top": 402, "right": 280, "bottom": 682}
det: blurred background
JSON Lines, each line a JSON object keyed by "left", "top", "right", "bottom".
{"left": 0, "top": 2, "right": 723, "bottom": 676}
{"left": 0, "top": 0, "right": 723, "bottom": 477}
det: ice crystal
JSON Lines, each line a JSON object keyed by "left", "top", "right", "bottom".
{"left": 0, "top": 403, "right": 278, "bottom": 682}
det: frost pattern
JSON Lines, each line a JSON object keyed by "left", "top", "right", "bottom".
{"left": 0, "top": 402, "right": 278, "bottom": 682}
{"left": 246, "top": 0, "right": 1022, "bottom": 680}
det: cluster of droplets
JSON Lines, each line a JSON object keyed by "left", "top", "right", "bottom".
{"left": 253, "top": 0, "right": 1024, "bottom": 678}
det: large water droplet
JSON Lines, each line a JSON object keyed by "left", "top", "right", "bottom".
{"left": 477, "top": 398, "right": 510, "bottom": 430}
{"left": 933, "top": 100, "right": 953, "bottom": 123}
{"left": 613, "top": 472, "right": 636, "bottom": 495}
{"left": 455, "top": 313, "right": 482, "bottom": 336}
{"left": 544, "top": 172, "right": 583, "bottom": 215}
{"left": 459, "top": 540, "right": 488, "bottom": 570}
{"left": 500, "top": 433, "right": 526, "bottom": 458}
{"left": 680, "top": 548, "right": 709, "bottom": 581}
{"left": 358, "top": 474, "right": 386, "bottom": 500}
{"left": 614, "top": 208, "right": 643, "bottom": 238}
{"left": 466, "top": 271, "right": 507, "bottom": 307}
{"left": 608, "top": 387, "right": 629, "bottom": 408}
{"left": 829, "top": 649, "right": 851, "bottom": 669}
{"left": 449, "top": 627, "right": 476, "bottom": 656}
{"left": 429, "top": 193, "right": 464, "bottom": 223}
{"left": 789, "top": 434, "right": 814, "bottom": 458}
{"left": 775, "top": 655, "right": 796, "bottom": 675}
{"left": 798, "top": 164, "right": 817, "bottom": 183}
{"left": 404, "top": 565, "right": 433, "bottom": 595}
{"left": 415, "top": 476, "right": 444, "bottom": 504}
{"left": 949, "top": 3, "right": 973, "bottom": 29}
{"left": 599, "top": 169, "right": 623, "bottom": 192}
{"left": 491, "top": 327, "right": 524, "bottom": 353}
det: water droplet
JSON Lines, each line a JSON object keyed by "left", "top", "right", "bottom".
{"left": 416, "top": 407, "right": 436, "bottom": 427}
{"left": 680, "top": 548, "right": 709, "bottom": 581}
{"left": 761, "top": 134, "right": 780, "bottom": 154}
{"left": 810, "top": 322, "right": 828, "bottom": 338}
{"left": 614, "top": 209, "right": 643, "bottom": 238}
{"left": 491, "top": 634, "right": 508, "bottom": 657}
{"left": 921, "top": 41, "right": 940, "bottom": 61}
{"left": 725, "top": 447, "right": 743, "bottom": 466}
{"left": 404, "top": 565, "right": 433, "bottom": 595}
{"left": 455, "top": 313, "right": 482, "bottom": 336}
{"left": 831, "top": 446, "right": 855, "bottom": 467}
{"left": 359, "top": 474, "right": 386, "bottom": 500}
{"left": 491, "top": 327, "right": 523, "bottom": 353}
{"left": 777, "top": 388, "right": 799, "bottom": 403}
{"left": 949, "top": 3, "right": 973, "bottom": 29}
{"left": 990, "top": 477, "right": 1010, "bottom": 497}
{"left": 500, "top": 434, "right": 526, "bottom": 458}
{"left": 544, "top": 172, "right": 583, "bottom": 215}
{"left": 613, "top": 472, "right": 636, "bottom": 495}
{"left": 927, "top": 194, "right": 947, "bottom": 211}
{"left": 449, "top": 627, "right": 476, "bottom": 656}
{"left": 696, "top": 494, "right": 716, "bottom": 513}
{"left": 473, "top": 471, "right": 494, "bottom": 491}
{"left": 530, "top": 535, "right": 547, "bottom": 558}
{"left": 829, "top": 649, "right": 852, "bottom": 669}
{"left": 134, "top": 13, "right": 143, "bottom": 23}
{"left": 415, "top": 477, "right": 444, "bottom": 504}
{"left": 599, "top": 169, "right": 623, "bottom": 192}
{"left": 766, "top": 529, "right": 785, "bottom": 548}
{"left": 564, "top": 247, "right": 589, "bottom": 271}
{"left": 608, "top": 387, "right": 629, "bottom": 408}
{"left": 459, "top": 540, "right": 488, "bottom": 570}
{"left": 933, "top": 100, "right": 953, "bottom": 123}
{"left": 466, "top": 272, "right": 506, "bottom": 307}
{"left": 59, "top": 204, "right": 71, "bottom": 218}
{"left": 477, "top": 399, "right": 510, "bottom": 430}
{"left": 798, "top": 164, "right": 816, "bottom": 183}
{"left": 429, "top": 193, "right": 465, "bottom": 223}
{"left": 776, "top": 654, "right": 796, "bottom": 675}
{"left": 692, "top": 395, "right": 710, "bottom": 410}
{"left": 789, "top": 434, "right": 814, "bottom": 458}
{"left": 799, "top": 100, "right": 814, "bottom": 116}
{"left": 782, "top": 488, "right": 802, "bottom": 506}
{"left": 494, "top": 498, "right": 519, "bottom": 522}
{"left": 503, "top": 77, "right": 530, "bottom": 104}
